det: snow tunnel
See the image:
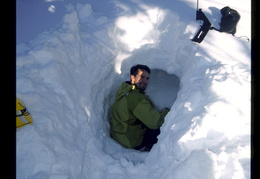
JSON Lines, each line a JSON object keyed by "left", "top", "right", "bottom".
{"left": 17, "top": 3, "right": 193, "bottom": 177}
{"left": 145, "top": 69, "right": 180, "bottom": 111}
{"left": 16, "top": 2, "right": 194, "bottom": 177}
{"left": 102, "top": 66, "right": 181, "bottom": 161}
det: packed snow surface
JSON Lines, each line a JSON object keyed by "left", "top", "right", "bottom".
{"left": 16, "top": 0, "right": 251, "bottom": 178}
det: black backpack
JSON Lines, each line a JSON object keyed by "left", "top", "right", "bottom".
{"left": 218, "top": 6, "right": 240, "bottom": 35}
{"left": 192, "top": 5, "right": 249, "bottom": 43}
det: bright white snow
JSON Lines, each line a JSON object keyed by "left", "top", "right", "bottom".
{"left": 16, "top": 0, "right": 251, "bottom": 178}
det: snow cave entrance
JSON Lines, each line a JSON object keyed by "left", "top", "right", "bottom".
{"left": 146, "top": 69, "right": 180, "bottom": 111}
{"left": 104, "top": 68, "right": 180, "bottom": 161}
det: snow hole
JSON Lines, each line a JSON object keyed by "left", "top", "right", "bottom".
{"left": 102, "top": 68, "right": 180, "bottom": 163}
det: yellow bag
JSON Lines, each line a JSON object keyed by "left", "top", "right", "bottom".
{"left": 16, "top": 98, "right": 32, "bottom": 128}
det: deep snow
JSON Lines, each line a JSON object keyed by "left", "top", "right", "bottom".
{"left": 16, "top": 0, "right": 251, "bottom": 178}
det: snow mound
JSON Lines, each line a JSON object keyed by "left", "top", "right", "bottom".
{"left": 17, "top": 0, "right": 251, "bottom": 178}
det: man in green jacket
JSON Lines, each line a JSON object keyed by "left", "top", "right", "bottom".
{"left": 110, "top": 64, "right": 170, "bottom": 151}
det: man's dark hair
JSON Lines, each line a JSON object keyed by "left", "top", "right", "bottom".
{"left": 130, "top": 64, "right": 150, "bottom": 76}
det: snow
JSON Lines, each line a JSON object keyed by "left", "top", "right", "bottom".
{"left": 16, "top": 0, "right": 251, "bottom": 178}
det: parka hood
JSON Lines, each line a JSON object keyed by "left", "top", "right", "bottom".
{"left": 115, "top": 81, "right": 135, "bottom": 101}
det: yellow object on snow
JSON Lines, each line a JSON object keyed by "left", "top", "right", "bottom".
{"left": 16, "top": 98, "right": 32, "bottom": 128}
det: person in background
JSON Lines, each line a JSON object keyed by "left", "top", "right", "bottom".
{"left": 110, "top": 64, "right": 170, "bottom": 151}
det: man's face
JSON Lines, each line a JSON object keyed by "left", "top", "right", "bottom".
{"left": 130, "top": 69, "right": 150, "bottom": 91}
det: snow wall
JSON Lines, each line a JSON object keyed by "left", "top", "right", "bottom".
{"left": 17, "top": 1, "right": 251, "bottom": 179}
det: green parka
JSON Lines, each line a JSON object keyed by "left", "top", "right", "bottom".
{"left": 110, "top": 81, "right": 169, "bottom": 149}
